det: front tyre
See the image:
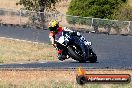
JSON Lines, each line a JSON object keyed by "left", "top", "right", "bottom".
{"left": 67, "top": 45, "right": 86, "bottom": 63}
{"left": 89, "top": 51, "right": 97, "bottom": 63}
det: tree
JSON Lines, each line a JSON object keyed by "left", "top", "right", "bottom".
{"left": 16, "top": 0, "right": 58, "bottom": 11}
{"left": 67, "top": 0, "right": 126, "bottom": 19}
{"left": 16, "top": 0, "right": 60, "bottom": 28}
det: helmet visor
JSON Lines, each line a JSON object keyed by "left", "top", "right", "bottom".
{"left": 49, "top": 27, "right": 54, "bottom": 31}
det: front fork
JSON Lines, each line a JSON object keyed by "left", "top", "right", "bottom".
{"left": 55, "top": 42, "right": 70, "bottom": 60}
{"left": 88, "top": 46, "right": 94, "bottom": 58}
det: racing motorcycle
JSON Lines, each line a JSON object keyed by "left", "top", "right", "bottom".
{"left": 55, "top": 31, "right": 97, "bottom": 63}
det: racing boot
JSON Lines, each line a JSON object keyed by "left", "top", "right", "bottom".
{"left": 57, "top": 50, "right": 67, "bottom": 61}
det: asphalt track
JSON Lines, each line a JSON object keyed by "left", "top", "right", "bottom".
{"left": 0, "top": 26, "right": 132, "bottom": 69}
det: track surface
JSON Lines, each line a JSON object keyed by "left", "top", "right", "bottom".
{"left": 0, "top": 26, "right": 132, "bottom": 69}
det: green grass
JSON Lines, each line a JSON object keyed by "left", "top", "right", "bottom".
{"left": 0, "top": 38, "right": 57, "bottom": 63}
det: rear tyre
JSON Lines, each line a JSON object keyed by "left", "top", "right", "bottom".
{"left": 67, "top": 45, "right": 86, "bottom": 63}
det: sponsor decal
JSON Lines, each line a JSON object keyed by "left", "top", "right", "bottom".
{"left": 76, "top": 67, "right": 131, "bottom": 85}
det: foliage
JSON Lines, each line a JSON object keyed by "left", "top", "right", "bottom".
{"left": 16, "top": 0, "right": 61, "bottom": 26}
{"left": 16, "top": 0, "right": 59, "bottom": 11}
{"left": 112, "top": 4, "right": 132, "bottom": 21}
{"left": 67, "top": 0, "right": 126, "bottom": 19}
{"left": 93, "top": 19, "right": 129, "bottom": 31}
{"left": 66, "top": 15, "right": 92, "bottom": 25}
{"left": 66, "top": 0, "right": 131, "bottom": 32}
{"left": 66, "top": 15, "right": 129, "bottom": 31}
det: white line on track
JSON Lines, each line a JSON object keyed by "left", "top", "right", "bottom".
{"left": 0, "top": 37, "right": 45, "bottom": 44}
{"left": 39, "top": 61, "right": 47, "bottom": 63}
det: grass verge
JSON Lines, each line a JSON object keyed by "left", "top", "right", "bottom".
{"left": 0, "top": 38, "right": 57, "bottom": 63}
{"left": 0, "top": 70, "right": 132, "bottom": 88}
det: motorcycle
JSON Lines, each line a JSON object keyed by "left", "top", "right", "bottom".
{"left": 55, "top": 31, "right": 97, "bottom": 63}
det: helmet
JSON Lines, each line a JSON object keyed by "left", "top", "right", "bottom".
{"left": 48, "top": 20, "right": 59, "bottom": 32}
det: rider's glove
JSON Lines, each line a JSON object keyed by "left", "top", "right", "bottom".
{"left": 51, "top": 44, "right": 56, "bottom": 47}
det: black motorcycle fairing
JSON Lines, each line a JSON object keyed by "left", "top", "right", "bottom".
{"left": 54, "top": 31, "right": 96, "bottom": 62}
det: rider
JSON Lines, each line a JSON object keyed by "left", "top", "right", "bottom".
{"left": 48, "top": 20, "right": 88, "bottom": 61}
{"left": 48, "top": 20, "right": 75, "bottom": 60}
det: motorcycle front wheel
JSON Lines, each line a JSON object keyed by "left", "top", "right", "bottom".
{"left": 88, "top": 49, "right": 97, "bottom": 63}
{"left": 67, "top": 45, "right": 86, "bottom": 63}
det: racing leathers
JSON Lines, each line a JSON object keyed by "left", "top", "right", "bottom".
{"left": 49, "top": 27, "right": 74, "bottom": 60}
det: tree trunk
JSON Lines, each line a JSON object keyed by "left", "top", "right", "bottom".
{"left": 39, "top": 0, "right": 47, "bottom": 30}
